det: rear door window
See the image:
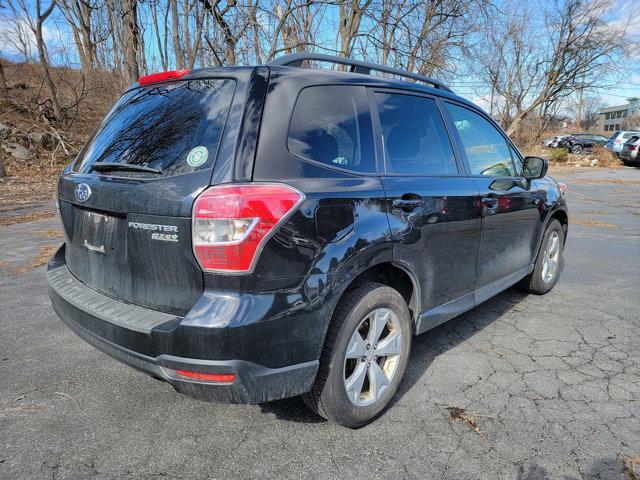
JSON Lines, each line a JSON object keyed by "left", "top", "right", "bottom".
{"left": 288, "top": 86, "right": 375, "bottom": 173}
{"left": 445, "top": 103, "right": 517, "bottom": 177}
{"left": 75, "top": 79, "right": 236, "bottom": 177}
{"left": 374, "top": 92, "right": 458, "bottom": 175}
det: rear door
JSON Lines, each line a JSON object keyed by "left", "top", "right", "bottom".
{"left": 57, "top": 75, "right": 242, "bottom": 315}
{"left": 372, "top": 90, "right": 482, "bottom": 315}
{"left": 442, "top": 102, "right": 541, "bottom": 295}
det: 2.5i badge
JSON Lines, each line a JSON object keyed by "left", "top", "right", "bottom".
{"left": 187, "top": 146, "right": 208, "bottom": 167}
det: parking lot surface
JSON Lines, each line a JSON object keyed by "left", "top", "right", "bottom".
{"left": 1, "top": 167, "right": 639, "bottom": 480}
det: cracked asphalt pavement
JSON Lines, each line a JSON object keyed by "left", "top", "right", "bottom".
{"left": 1, "top": 167, "right": 639, "bottom": 479}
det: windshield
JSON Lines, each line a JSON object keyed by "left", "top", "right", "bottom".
{"left": 74, "top": 79, "right": 236, "bottom": 177}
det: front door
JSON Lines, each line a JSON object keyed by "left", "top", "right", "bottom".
{"left": 442, "top": 102, "right": 541, "bottom": 293}
{"left": 371, "top": 90, "right": 483, "bottom": 317}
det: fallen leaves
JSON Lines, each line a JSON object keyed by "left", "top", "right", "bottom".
{"left": 445, "top": 406, "right": 492, "bottom": 448}
{"left": 572, "top": 218, "right": 618, "bottom": 229}
{"left": 37, "top": 229, "right": 64, "bottom": 239}
{"left": 0, "top": 210, "right": 57, "bottom": 226}
{"left": 623, "top": 456, "right": 640, "bottom": 480}
{"left": 14, "top": 244, "right": 58, "bottom": 273}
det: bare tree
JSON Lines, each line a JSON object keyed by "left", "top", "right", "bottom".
{"left": 0, "top": 13, "right": 37, "bottom": 61}
{"left": 477, "top": 0, "right": 631, "bottom": 138}
{"left": 120, "top": 0, "right": 140, "bottom": 84}
{"left": 58, "top": 0, "right": 98, "bottom": 70}
{"left": 9, "top": 0, "right": 64, "bottom": 120}
{"left": 199, "top": 0, "right": 240, "bottom": 66}
{"left": 338, "top": 0, "right": 372, "bottom": 59}
{"left": 567, "top": 95, "right": 605, "bottom": 131}
{"left": 368, "top": 0, "right": 489, "bottom": 77}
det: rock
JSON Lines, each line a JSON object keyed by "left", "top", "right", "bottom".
{"left": 590, "top": 159, "right": 598, "bottom": 167}
{"left": 27, "top": 131, "right": 54, "bottom": 149}
{"left": 7, "top": 143, "right": 30, "bottom": 161}
{"left": 0, "top": 123, "right": 10, "bottom": 137}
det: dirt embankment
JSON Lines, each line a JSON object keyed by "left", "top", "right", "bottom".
{"left": 1, "top": 61, "right": 123, "bottom": 208}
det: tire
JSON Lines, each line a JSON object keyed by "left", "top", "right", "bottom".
{"left": 519, "top": 219, "right": 564, "bottom": 295}
{"left": 303, "top": 282, "right": 412, "bottom": 428}
{"left": 571, "top": 144, "right": 583, "bottom": 154}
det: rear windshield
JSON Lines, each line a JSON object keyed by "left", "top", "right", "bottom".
{"left": 74, "top": 79, "right": 236, "bottom": 177}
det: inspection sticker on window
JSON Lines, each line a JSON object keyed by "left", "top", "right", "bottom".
{"left": 187, "top": 146, "right": 208, "bottom": 167}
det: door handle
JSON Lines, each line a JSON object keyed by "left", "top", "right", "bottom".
{"left": 392, "top": 198, "right": 423, "bottom": 210}
{"left": 481, "top": 197, "right": 498, "bottom": 208}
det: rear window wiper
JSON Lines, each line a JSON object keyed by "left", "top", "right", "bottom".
{"left": 91, "top": 162, "right": 162, "bottom": 174}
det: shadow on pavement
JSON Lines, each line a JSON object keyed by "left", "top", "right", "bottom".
{"left": 259, "top": 286, "right": 528, "bottom": 424}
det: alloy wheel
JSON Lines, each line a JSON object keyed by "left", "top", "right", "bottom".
{"left": 542, "top": 231, "right": 561, "bottom": 284}
{"left": 343, "top": 308, "right": 403, "bottom": 406}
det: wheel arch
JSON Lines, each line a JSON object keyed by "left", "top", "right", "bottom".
{"left": 550, "top": 208, "right": 568, "bottom": 238}
{"left": 337, "top": 261, "right": 420, "bottom": 326}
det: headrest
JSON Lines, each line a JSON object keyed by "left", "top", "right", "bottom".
{"left": 386, "top": 125, "right": 420, "bottom": 158}
{"left": 302, "top": 129, "right": 338, "bottom": 163}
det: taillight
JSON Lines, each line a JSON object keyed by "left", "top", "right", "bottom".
{"left": 630, "top": 145, "right": 638, "bottom": 151}
{"left": 192, "top": 183, "right": 304, "bottom": 273}
{"left": 138, "top": 69, "right": 190, "bottom": 85}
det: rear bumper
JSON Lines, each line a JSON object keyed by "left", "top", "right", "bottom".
{"left": 47, "top": 245, "right": 319, "bottom": 404}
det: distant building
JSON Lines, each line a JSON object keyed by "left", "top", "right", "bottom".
{"left": 597, "top": 97, "right": 640, "bottom": 134}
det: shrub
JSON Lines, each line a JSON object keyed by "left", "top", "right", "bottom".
{"left": 591, "top": 145, "right": 622, "bottom": 168}
{"left": 548, "top": 148, "right": 569, "bottom": 163}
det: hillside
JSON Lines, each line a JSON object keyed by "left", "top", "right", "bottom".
{"left": 0, "top": 61, "right": 123, "bottom": 209}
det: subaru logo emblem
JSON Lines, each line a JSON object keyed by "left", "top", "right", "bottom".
{"left": 74, "top": 183, "right": 91, "bottom": 203}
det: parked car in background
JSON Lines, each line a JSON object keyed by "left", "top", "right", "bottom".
{"left": 619, "top": 135, "right": 640, "bottom": 165}
{"left": 605, "top": 131, "right": 640, "bottom": 155}
{"left": 562, "top": 133, "right": 609, "bottom": 154}
{"left": 549, "top": 135, "right": 570, "bottom": 148}
{"left": 46, "top": 53, "right": 569, "bottom": 428}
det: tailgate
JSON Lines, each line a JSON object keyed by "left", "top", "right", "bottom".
{"left": 56, "top": 74, "right": 246, "bottom": 315}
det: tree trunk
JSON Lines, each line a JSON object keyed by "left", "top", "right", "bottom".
{"left": 121, "top": 0, "right": 141, "bottom": 84}
{"left": 0, "top": 60, "right": 7, "bottom": 96}
{"left": 171, "top": 0, "right": 184, "bottom": 69}
{"left": 505, "top": 111, "right": 527, "bottom": 138}
{"left": 151, "top": 1, "right": 168, "bottom": 70}
{"left": 35, "top": 1, "right": 63, "bottom": 120}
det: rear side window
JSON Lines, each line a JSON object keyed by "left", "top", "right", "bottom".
{"left": 75, "top": 79, "right": 235, "bottom": 177}
{"left": 288, "top": 86, "right": 374, "bottom": 173}
{"left": 445, "top": 103, "right": 517, "bottom": 177}
{"left": 375, "top": 93, "right": 457, "bottom": 175}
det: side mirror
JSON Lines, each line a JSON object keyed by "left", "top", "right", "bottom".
{"left": 522, "top": 156, "right": 548, "bottom": 180}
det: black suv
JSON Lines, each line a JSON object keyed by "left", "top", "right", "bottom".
{"left": 47, "top": 54, "right": 568, "bottom": 427}
{"left": 561, "top": 133, "right": 609, "bottom": 154}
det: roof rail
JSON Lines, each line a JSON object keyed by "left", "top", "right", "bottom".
{"left": 267, "top": 53, "right": 453, "bottom": 93}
